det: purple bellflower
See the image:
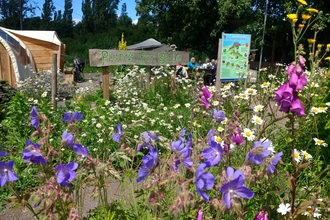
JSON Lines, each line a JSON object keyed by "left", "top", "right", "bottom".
{"left": 0, "top": 151, "right": 8, "bottom": 157}
{"left": 172, "top": 130, "right": 193, "bottom": 170}
{"left": 22, "top": 140, "right": 47, "bottom": 164}
{"left": 230, "top": 127, "right": 244, "bottom": 145}
{"left": 275, "top": 82, "right": 294, "bottom": 112}
{"left": 61, "top": 130, "right": 74, "bottom": 147}
{"left": 137, "top": 131, "right": 159, "bottom": 151}
{"left": 202, "top": 140, "right": 223, "bottom": 166}
{"left": 62, "top": 112, "right": 83, "bottom": 124}
{"left": 137, "top": 147, "right": 158, "bottom": 182}
{"left": 195, "top": 163, "right": 214, "bottom": 202}
{"left": 291, "top": 95, "right": 305, "bottom": 116}
{"left": 211, "top": 109, "right": 226, "bottom": 123}
{"left": 112, "top": 123, "right": 123, "bottom": 143}
{"left": 219, "top": 166, "right": 254, "bottom": 209}
{"left": 0, "top": 160, "right": 18, "bottom": 187}
{"left": 268, "top": 152, "right": 283, "bottom": 174}
{"left": 73, "top": 144, "right": 89, "bottom": 158}
{"left": 225, "top": 166, "right": 244, "bottom": 181}
{"left": 211, "top": 109, "right": 225, "bottom": 123}
{"left": 201, "top": 86, "right": 212, "bottom": 109}
{"left": 247, "top": 140, "right": 272, "bottom": 165}
{"left": 31, "top": 106, "right": 39, "bottom": 129}
{"left": 54, "top": 162, "right": 78, "bottom": 186}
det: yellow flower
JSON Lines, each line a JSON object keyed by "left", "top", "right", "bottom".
{"left": 287, "top": 14, "right": 298, "bottom": 21}
{"left": 292, "top": 19, "right": 298, "bottom": 23}
{"left": 325, "top": 57, "right": 330, "bottom": 61}
{"left": 307, "top": 8, "right": 319, "bottom": 13}
{"left": 299, "top": 24, "right": 305, "bottom": 28}
{"left": 327, "top": 44, "right": 330, "bottom": 48}
{"left": 297, "top": 0, "right": 307, "bottom": 5}
{"left": 317, "top": 44, "right": 323, "bottom": 49}
{"left": 301, "top": 14, "right": 311, "bottom": 20}
{"left": 307, "top": 39, "right": 316, "bottom": 44}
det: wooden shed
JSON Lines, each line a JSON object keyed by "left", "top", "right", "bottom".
{"left": 0, "top": 27, "right": 65, "bottom": 88}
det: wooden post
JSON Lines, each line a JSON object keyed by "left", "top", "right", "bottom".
{"left": 51, "top": 54, "right": 57, "bottom": 108}
{"left": 215, "top": 38, "right": 222, "bottom": 91}
{"left": 102, "top": 66, "right": 109, "bottom": 100}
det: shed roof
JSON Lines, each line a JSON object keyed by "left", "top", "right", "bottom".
{"left": 3, "top": 28, "right": 62, "bottom": 46}
{"left": 127, "top": 38, "right": 162, "bottom": 50}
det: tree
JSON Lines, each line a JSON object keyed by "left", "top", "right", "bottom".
{"left": 0, "top": 0, "right": 37, "bottom": 29}
{"left": 118, "top": 3, "right": 132, "bottom": 26}
{"left": 135, "top": 0, "right": 252, "bottom": 58}
{"left": 41, "top": 0, "right": 55, "bottom": 30}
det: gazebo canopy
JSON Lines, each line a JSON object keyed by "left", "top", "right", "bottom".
{"left": 127, "top": 38, "right": 162, "bottom": 50}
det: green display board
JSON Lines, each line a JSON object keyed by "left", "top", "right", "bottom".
{"left": 219, "top": 33, "right": 251, "bottom": 81}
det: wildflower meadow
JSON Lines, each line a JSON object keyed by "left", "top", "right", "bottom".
{"left": 1, "top": 1, "right": 330, "bottom": 219}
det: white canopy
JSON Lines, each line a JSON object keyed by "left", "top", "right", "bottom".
{"left": 3, "top": 28, "right": 62, "bottom": 46}
{"left": 127, "top": 38, "right": 162, "bottom": 50}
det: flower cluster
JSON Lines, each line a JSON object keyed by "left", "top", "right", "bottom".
{"left": 275, "top": 56, "right": 307, "bottom": 116}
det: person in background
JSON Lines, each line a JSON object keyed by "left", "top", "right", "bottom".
{"left": 202, "top": 58, "right": 211, "bottom": 69}
{"left": 188, "top": 57, "right": 198, "bottom": 69}
{"left": 197, "top": 59, "right": 203, "bottom": 69}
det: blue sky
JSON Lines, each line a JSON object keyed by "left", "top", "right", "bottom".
{"left": 33, "top": 0, "right": 139, "bottom": 23}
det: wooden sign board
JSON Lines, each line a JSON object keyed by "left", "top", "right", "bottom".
{"left": 89, "top": 49, "right": 189, "bottom": 67}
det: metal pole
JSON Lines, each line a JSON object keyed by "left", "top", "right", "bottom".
{"left": 257, "top": 0, "right": 269, "bottom": 81}
{"left": 51, "top": 54, "right": 57, "bottom": 108}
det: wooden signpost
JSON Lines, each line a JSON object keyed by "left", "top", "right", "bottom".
{"left": 89, "top": 49, "right": 189, "bottom": 99}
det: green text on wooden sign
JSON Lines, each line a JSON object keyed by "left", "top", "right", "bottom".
{"left": 89, "top": 49, "right": 189, "bottom": 67}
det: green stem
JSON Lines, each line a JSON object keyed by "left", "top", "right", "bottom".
{"left": 290, "top": 115, "right": 297, "bottom": 216}
{"left": 256, "top": 115, "right": 288, "bottom": 141}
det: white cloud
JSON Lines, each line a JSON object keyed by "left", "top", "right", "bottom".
{"left": 132, "top": 19, "right": 138, "bottom": 25}
{"left": 73, "top": 18, "right": 82, "bottom": 26}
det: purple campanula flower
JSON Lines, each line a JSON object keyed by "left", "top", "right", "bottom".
{"left": 275, "top": 82, "right": 294, "bottom": 113}
{"left": 137, "top": 131, "right": 159, "bottom": 151}
{"left": 22, "top": 140, "right": 47, "bottom": 164}
{"left": 0, "top": 151, "right": 8, "bottom": 157}
{"left": 195, "top": 163, "right": 214, "bottom": 202}
{"left": 73, "top": 144, "right": 89, "bottom": 158}
{"left": 62, "top": 112, "right": 83, "bottom": 124}
{"left": 219, "top": 166, "right": 254, "bottom": 209}
{"left": 247, "top": 140, "right": 272, "bottom": 165}
{"left": 268, "top": 152, "right": 283, "bottom": 174}
{"left": 30, "top": 106, "right": 39, "bottom": 129}
{"left": 61, "top": 130, "right": 74, "bottom": 147}
{"left": 207, "top": 129, "right": 214, "bottom": 145}
{"left": 291, "top": 95, "right": 305, "bottom": 116}
{"left": 225, "top": 166, "right": 244, "bottom": 181}
{"left": 137, "top": 147, "right": 158, "bottom": 182}
{"left": 211, "top": 109, "right": 225, "bottom": 123}
{"left": 0, "top": 160, "right": 18, "bottom": 187}
{"left": 172, "top": 131, "right": 193, "bottom": 170}
{"left": 112, "top": 123, "right": 123, "bottom": 143}
{"left": 230, "top": 127, "right": 244, "bottom": 145}
{"left": 54, "top": 162, "right": 78, "bottom": 186}
{"left": 254, "top": 210, "right": 269, "bottom": 220}
{"left": 202, "top": 140, "right": 223, "bottom": 166}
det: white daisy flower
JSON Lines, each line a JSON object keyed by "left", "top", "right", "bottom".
{"left": 313, "top": 138, "right": 328, "bottom": 147}
{"left": 217, "top": 126, "right": 224, "bottom": 132}
{"left": 245, "top": 88, "right": 257, "bottom": 96}
{"left": 310, "top": 107, "right": 320, "bottom": 115}
{"left": 260, "top": 82, "right": 270, "bottom": 88}
{"left": 310, "top": 82, "right": 319, "bottom": 88}
{"left": 41, "top": 91, "right": 47, "bottom": 97}
{"left": 318, "top": 106, "right": 327, "bottom": 113}
{"left": 33, "top": 99, "right": 38, "bottom": 104}
{"left": 185, "top": 103, "right": 191, "bottom": 108}
{"left": 242, "top": 128, "right": 255, "bottom": 141}
{"left": 301, "top": 150, "right": 312, "bottom": 161}
{"left": 105, "top": 100, "right": 110, "bottom": 106}
{"left": 302, "top": 207, "right": 322, "bottom": 218}
{"left": 97, "top": 139, "right": 104, "bottom": 143}
{"left": 253, "top": 104, "right": 264, "bottom": 112}
{"left": 239, "top": 93, "right": 249, "bottom": 100}
{"left": 214, "top": 136, "right": 222, "bottom": 144}
{"left": 96, "top": 123, "right": 102, "bottom": 128}
{"left": 173, "top": 104, "right": 180, "bottom": 109}
{"left": 277, "top": 203, "right": 291, "bottom": 215}
{"left": 251, "top": 115, "right": 263, "bottom": 125}
{"left": 294, "top": 149, "right": 302, "bottom": 163}
{"left": 212, "top": 101, "right": 220, "bottom": 106}
{"left": 221, "top": 118, "right": 227, "bottom": 125}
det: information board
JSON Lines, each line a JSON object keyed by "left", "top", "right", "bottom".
{"left": 89, "top": 49, "right": 189, "bottom": 67}
{"left": 219, "top": 33, "right": 251, "bottom": 81}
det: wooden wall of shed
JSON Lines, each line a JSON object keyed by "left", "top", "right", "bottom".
{"left": 11, "top": 34, "right": 64, "bottom": 72}
{"left": 0, "top": 43, "right": 16, "bottom": 88}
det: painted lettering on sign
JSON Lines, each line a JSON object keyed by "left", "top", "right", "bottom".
{"left": 90, "top": 49, "right": 189, "bottom": 67}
